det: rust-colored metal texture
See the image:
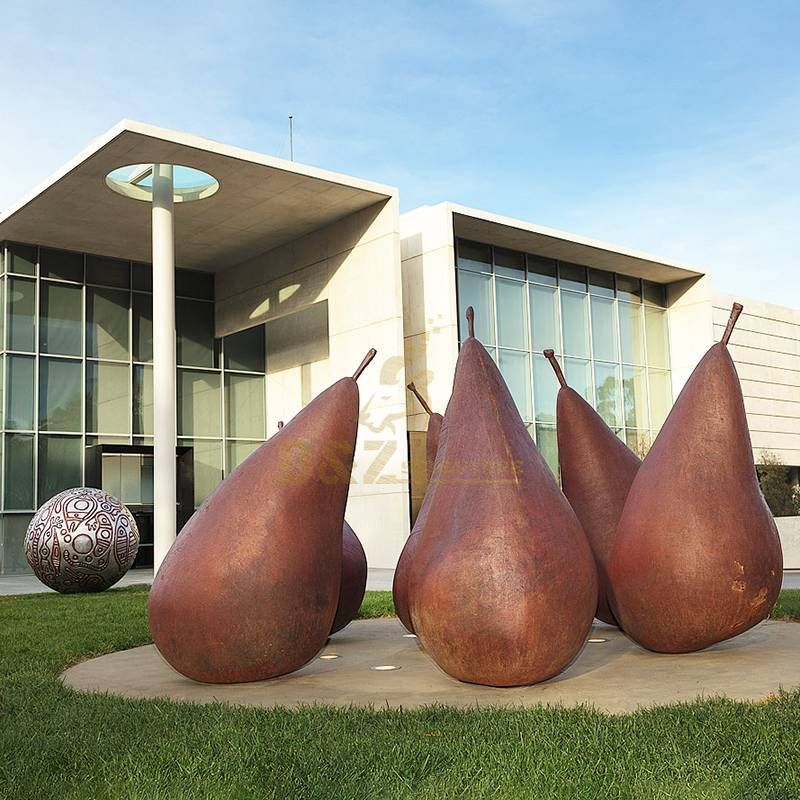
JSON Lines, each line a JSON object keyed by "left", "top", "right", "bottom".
{"left": 148, "top": 350, "right": 375, "bottom": 683}
{"left": 607, "top": 304, "right": 783, "bottom": 653}
{"left": 330, "top": 521, "right": 368, "bottom": 634}
{"left": 544, "top": 350, "right": 640, "bottom": 626}
{"left": 393, "top": 383, "right": 444, "bottom": 632}
{"left": 408, "top": 308, "right": 598, "bottom": 686}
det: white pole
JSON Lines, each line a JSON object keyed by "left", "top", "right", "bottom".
{"left": 152, "top": 164, "right": 176, "bottom": 574}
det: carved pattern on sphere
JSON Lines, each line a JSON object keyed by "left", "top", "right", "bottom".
{"left": 24, "top": 488, "right": 139, "bottom": 593}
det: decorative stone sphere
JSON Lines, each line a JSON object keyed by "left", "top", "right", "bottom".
{"left": 25, "top": 488, "right": 140, "bottom": 593}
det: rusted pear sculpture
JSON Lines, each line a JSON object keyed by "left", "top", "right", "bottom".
{"left": 544, "top": 349, "right": 640, "bottom": 626}
{"left": 148, "top": 350, "right": 376, "bottom": 683}
{"left": 330, "top": 521, "right": 368, "bottom": 634}
{"left": 393, "top": 383, "right": 444, "bottom": 632}
{"left": 608, "top": 304, "right": 783, "bottom": 653}
{"left": 408, "top": 308, "right": 598, "bottom": 686}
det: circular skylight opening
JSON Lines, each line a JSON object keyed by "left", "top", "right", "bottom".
{"left": 105, "top": 164, "right": 219, "bottom": 203}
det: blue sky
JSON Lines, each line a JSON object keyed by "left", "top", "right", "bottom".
{"left": 1, "top": 0, "right": 798, "bottom": 303}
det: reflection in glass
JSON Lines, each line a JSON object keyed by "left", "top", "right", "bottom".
{"left": 87, "top": 287, "right": 129, "bottom": 360}
{"left": 6, "top": 356, "right": 35, "bottom": 430}
{"left": 225, "top": 373, "right": 266, "bottom": 439}
{"left": 529, "top": 284, "right": 559, "bottom": 352}
{"left": 643, "top": 281, "right": 666, "bottom": 307}
{"left": 224, "top": 325, "right": 265, "bottom": 372}
{"left": 86, "top": 256, "right": 130, "bottom": 289}
{"left": 588, "top": 269, "right": 614, "bottom": 297}
{"left": 622, "top": 365, "right": 649, "bottom": 429}
{"left": 133, "top": 293, "right": 153, "bottom": 362}
{"left": 8, "top": 244, "right": 36, "bottom": 276}
{"left": 494, "top": 247, "right": 525, "bottom": 280}
{"left": 561, "top": 291, "right": 589, "bottom": 357}
{"left": 180, "top": 439, "right": 223, "bottom": 506}
{"left": 648, "top": 369, "right": 672, "bottom": 429}
{"left": 5, "top": 433, "right": 34, "bottom": 509}
{"left": 86, "top": 361, "right": 130, "bottom": 434}
{"left": 133, "top": 364, "right": 153, "bottom": 435}
{"left": 594, "top": 362, "right": 622, "bottom": 427}
{"left": 495, "top": 278, "right": 527, "bottom": 349}
{"left": 457, "top": 270, "right": 495, "bottom": 345}
{"left": 227, "top": 441, "right": 260, "bottom": 474}
{"left": 535, "top": 423, "right": 559, "bottom": 479}
{"left": 625, "top": 429, "right": 650, "bottom": 458}
{"left": 40, "top": 358, "right": 82, "bottom": 432}
{"left": 645, "top": 307, "right": 670, "bottom": 368}
{"left": 178, "top": 370, "right": 221, "bottom": 437}
{"left": 40, "top": 248, "right": 83, "bottom": 282}
{"left": 616, "top": 274, "right": 641, "bottom": 302}
{"left": 498, "top": 350, "right": 532, "bottom": 421}
{"left": 40, "top": 282, "right": 82, "bottom": 356}
{"left": 8, "top": 277, "right": 36, "bottom": 352}
{"left": 618, "top": 301, "right": 645, "bottom": 365}
{"left": 176, "top": 299, "right": 216, "bottom": 367}
{"left": 564, "top": 358, "right": 592, "bottom": 402}
{"left": 526, "top": 255, "right": 557, "bottom": 286}
{"left": 457, "top": 240, "right": 491, "bottom": 273}
{"left": 38, "top": 436, "right": 82, "bottom": 504}
{"left": 559, "top": 262, "right": 586, "bottom": 292}
{"left": 533, "top": 354, "right": 558, "bottom": 424}
{"left": 2, "top": 514, "right": 34, "bottom": 573}
{"left": 590, "top": 296, "right": 618, "bottom": 362}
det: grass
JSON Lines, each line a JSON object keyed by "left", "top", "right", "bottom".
{"left": 0, "top": 588, "right": 799, "bottom": 799}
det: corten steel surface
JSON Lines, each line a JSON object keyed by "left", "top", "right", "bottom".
{"left": 394, "top": 383, "right": 444, "bottom": 633}
{"left": 608, "top": 304, "right": 783, "bottom": 653}
{"left": 407, "top": 308, "right": 598, "bottom": 687}
{"left": 544, "top": 350, "right": 640, "bottom": 626}
{"left": 330, "top": 521, "right": 368, "bottom": 634}
{"left": 148, "top": 350, "right": 375, "bottom": 684}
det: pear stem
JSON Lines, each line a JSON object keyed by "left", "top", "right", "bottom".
{"left": 353, "top": 348, "right": 377, "bottom": 381}
{"left": 466, "top": 306, "right": 475, "bottom": 338}
{"left": 277, "top": 420, "right": 284, "bottom": 430}
{"left": 721, "top": 302, "right": 743, "bottom": 346}
{"left": 543, "top": 349, "right": 567, "bottom": 388}
{"left": 407, "top": 381, "right": 433, "bottom": 416}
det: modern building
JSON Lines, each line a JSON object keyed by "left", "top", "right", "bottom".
{"left": 0, "top": 121, "right": 797, "bottom": 575}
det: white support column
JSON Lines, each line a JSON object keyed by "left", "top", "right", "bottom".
{"left": 152, "top": 164, "right": 176, "bottom": 573}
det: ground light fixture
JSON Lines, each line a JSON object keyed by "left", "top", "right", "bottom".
{"left": 588, "top": 638, "right": 608, "bottom": 643}
{"left": 104, "top": 163, "right": 219, "bottom": 573}
{"left": 371, "top": 665, "right": 401, "bottom": 671}
{"left": 318, "top": 653, "right": 340, "bottom": 660}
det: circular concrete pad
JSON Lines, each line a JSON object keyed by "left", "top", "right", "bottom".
{"left": 61, "top": 618, "right": 800, "bottom": 714}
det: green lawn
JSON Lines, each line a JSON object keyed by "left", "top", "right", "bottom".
{"left": 1, "top": 587, "right": 799, "bottom": 800}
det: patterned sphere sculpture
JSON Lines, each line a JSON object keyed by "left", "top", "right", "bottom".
{"left": 25, "top": 488, "right": 139, "bottom": 593}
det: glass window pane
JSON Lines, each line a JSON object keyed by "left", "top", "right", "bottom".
{"left": 40, "top": 358, "right": 82, "bottom": 432}
{"left": 588, "top": 268, "right": 615, "bottom": 297}
{"left": 8, "top": 244, "right": 36, "bottom": 275}
{"left": 564, "top": 358, "right": 593, "bottom": 403}
{"left": 101, "top": 454, "right": 122, "bottom": 501}
{"left": 616, "top": 274, "right": 641, "bottom": 302}
{"left": 176, "top": 299, "right": 216, "bottom": 367}
{"left": 87, "top": 287, "right": 129, "bottom": 360}
{"left": 225, "top": 373, "right": 265, "bottom": 439}
{"left": 6, "top": 356, "right": 35, "bottom": 430}
{"left": 133, "top": 364, "right": 153, "bottom": 436}
{"left": 529, "top": 284, "right": 559, "bottom": 353}
{"left": 618, "top": 301, "right": 645, "bottom": 365}
{"left": 178, "top": 370, "right": 221, "bottom": 437}
{"left": 622, "top": 365, "right": 649, "bottom": 429}
{"left": 227, "top": 441, "right": 261, "bottom": 474}
{"left": 176, "top": 268, "right": 214, "bottom": 300}
{"left": 40, "top": 248, "right": 83, "bottom": 282}
{"left": 498, "top": 350, "right": 532, "bottom": 421}
{"left": 527, "top": 255, "right": 557, "bottom": 286}
{"left": 86, "top": 361, "right": 130, "bottom": 434}
{"left": 181, "top": 439, "right": 223, "bottom": 506}
{"left": 559, "top": 262, "right": 586, "bottom": 292}
{"left": 456, "top": 240, "right": 491, "bottom": 273}
{"left": 590, "top": 296, "right": 618, "bottom": 362}
{"left": 561, "top": 291, "right": 589, "bottom": 358}
{"left": 533, "top": 353, "right": 558, "bottom": 424}
{"left": 594, "top": 362, "right": 622, "bottom": 428}
{"left": 535, "top": 423, "right": 559, "bottom": 479}
{"left": 494, "top": 247, "right": 525, "bottom": 280}
{"left": 495, "top": 278, "right": 527, "bottom": 349}
{"left": 648, "top": 369, "right": 672, "bottom": 429}
{"left": 224, "top": 325, "right": 265, "bottom": 372}
{"left": 457, "top": 270, "right": 495, "bottom": 345}
{"left": 625, "top": 429, "right": 651, "bottom": 458}
{"left": 38, "top": 436, "right": 82, "bottom": 504}
{"left": 133, "top": 293, "right": 153, "bottom": 362}
{"left": 8, "top": 277, "right": 36, "bottom": 352}
{"left": 86, "top": 255, "right": 130, "bottom": 289}
{"left": 643, "top": 281, "right": 666, "bottom": 307}
{"left": 40, "top": 282, "right": 82, "bottom": 356}
{"left": 5, "top": 434, "right": 34, "bottom": 509}
{"left": 645, "top": 307, "right": 670, "bottom": 368}
{"left": 132, "top": 263, "right": 153, "bottom": 292}
{"left": 2, "top": 514, "right": 34, "bottom": 573}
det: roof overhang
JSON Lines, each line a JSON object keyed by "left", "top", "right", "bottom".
{"left": 448, "top": 203, "right": 704, "bottom": 284}
{"left": 0, "top": 120, "right": 396, "bottom": 272}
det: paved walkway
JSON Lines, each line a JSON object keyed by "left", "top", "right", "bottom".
{"left": 62, "top": 617, "right": 800, "bottom": 714}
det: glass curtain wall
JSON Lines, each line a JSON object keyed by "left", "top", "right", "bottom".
{"left": 0, "top": 242, "right": 268, "bottom": 574}
{"left": 456, "top": 238, "right": 672, "bottom": 478}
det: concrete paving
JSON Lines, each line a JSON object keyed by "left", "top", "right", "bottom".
{"left": 61, "top": 617, "right": 800, "bottom": 715}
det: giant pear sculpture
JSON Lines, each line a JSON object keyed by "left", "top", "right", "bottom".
{"left": 544, "top": 349, "right": 640, "bottom": 626}
{"left": 607, "top": 304, "right": 782, "bottom": 653}
{"left": 408, "top": 308, "right": 598, "bottom": 686}
{"left": 393, "top": 382, "right": 444, "bottom": 632}
{"left": 330, "top": 521, "right": 368, "bottom": 634}
{"left": 148, "top": 350, "right": 376, "bottom": 683}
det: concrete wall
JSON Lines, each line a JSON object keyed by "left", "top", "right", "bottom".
{"left": 215, "top": 199, "right": 411, "bottom": 568}
{"left": 777, "top": 516, "right": 800, "bottom": 569}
